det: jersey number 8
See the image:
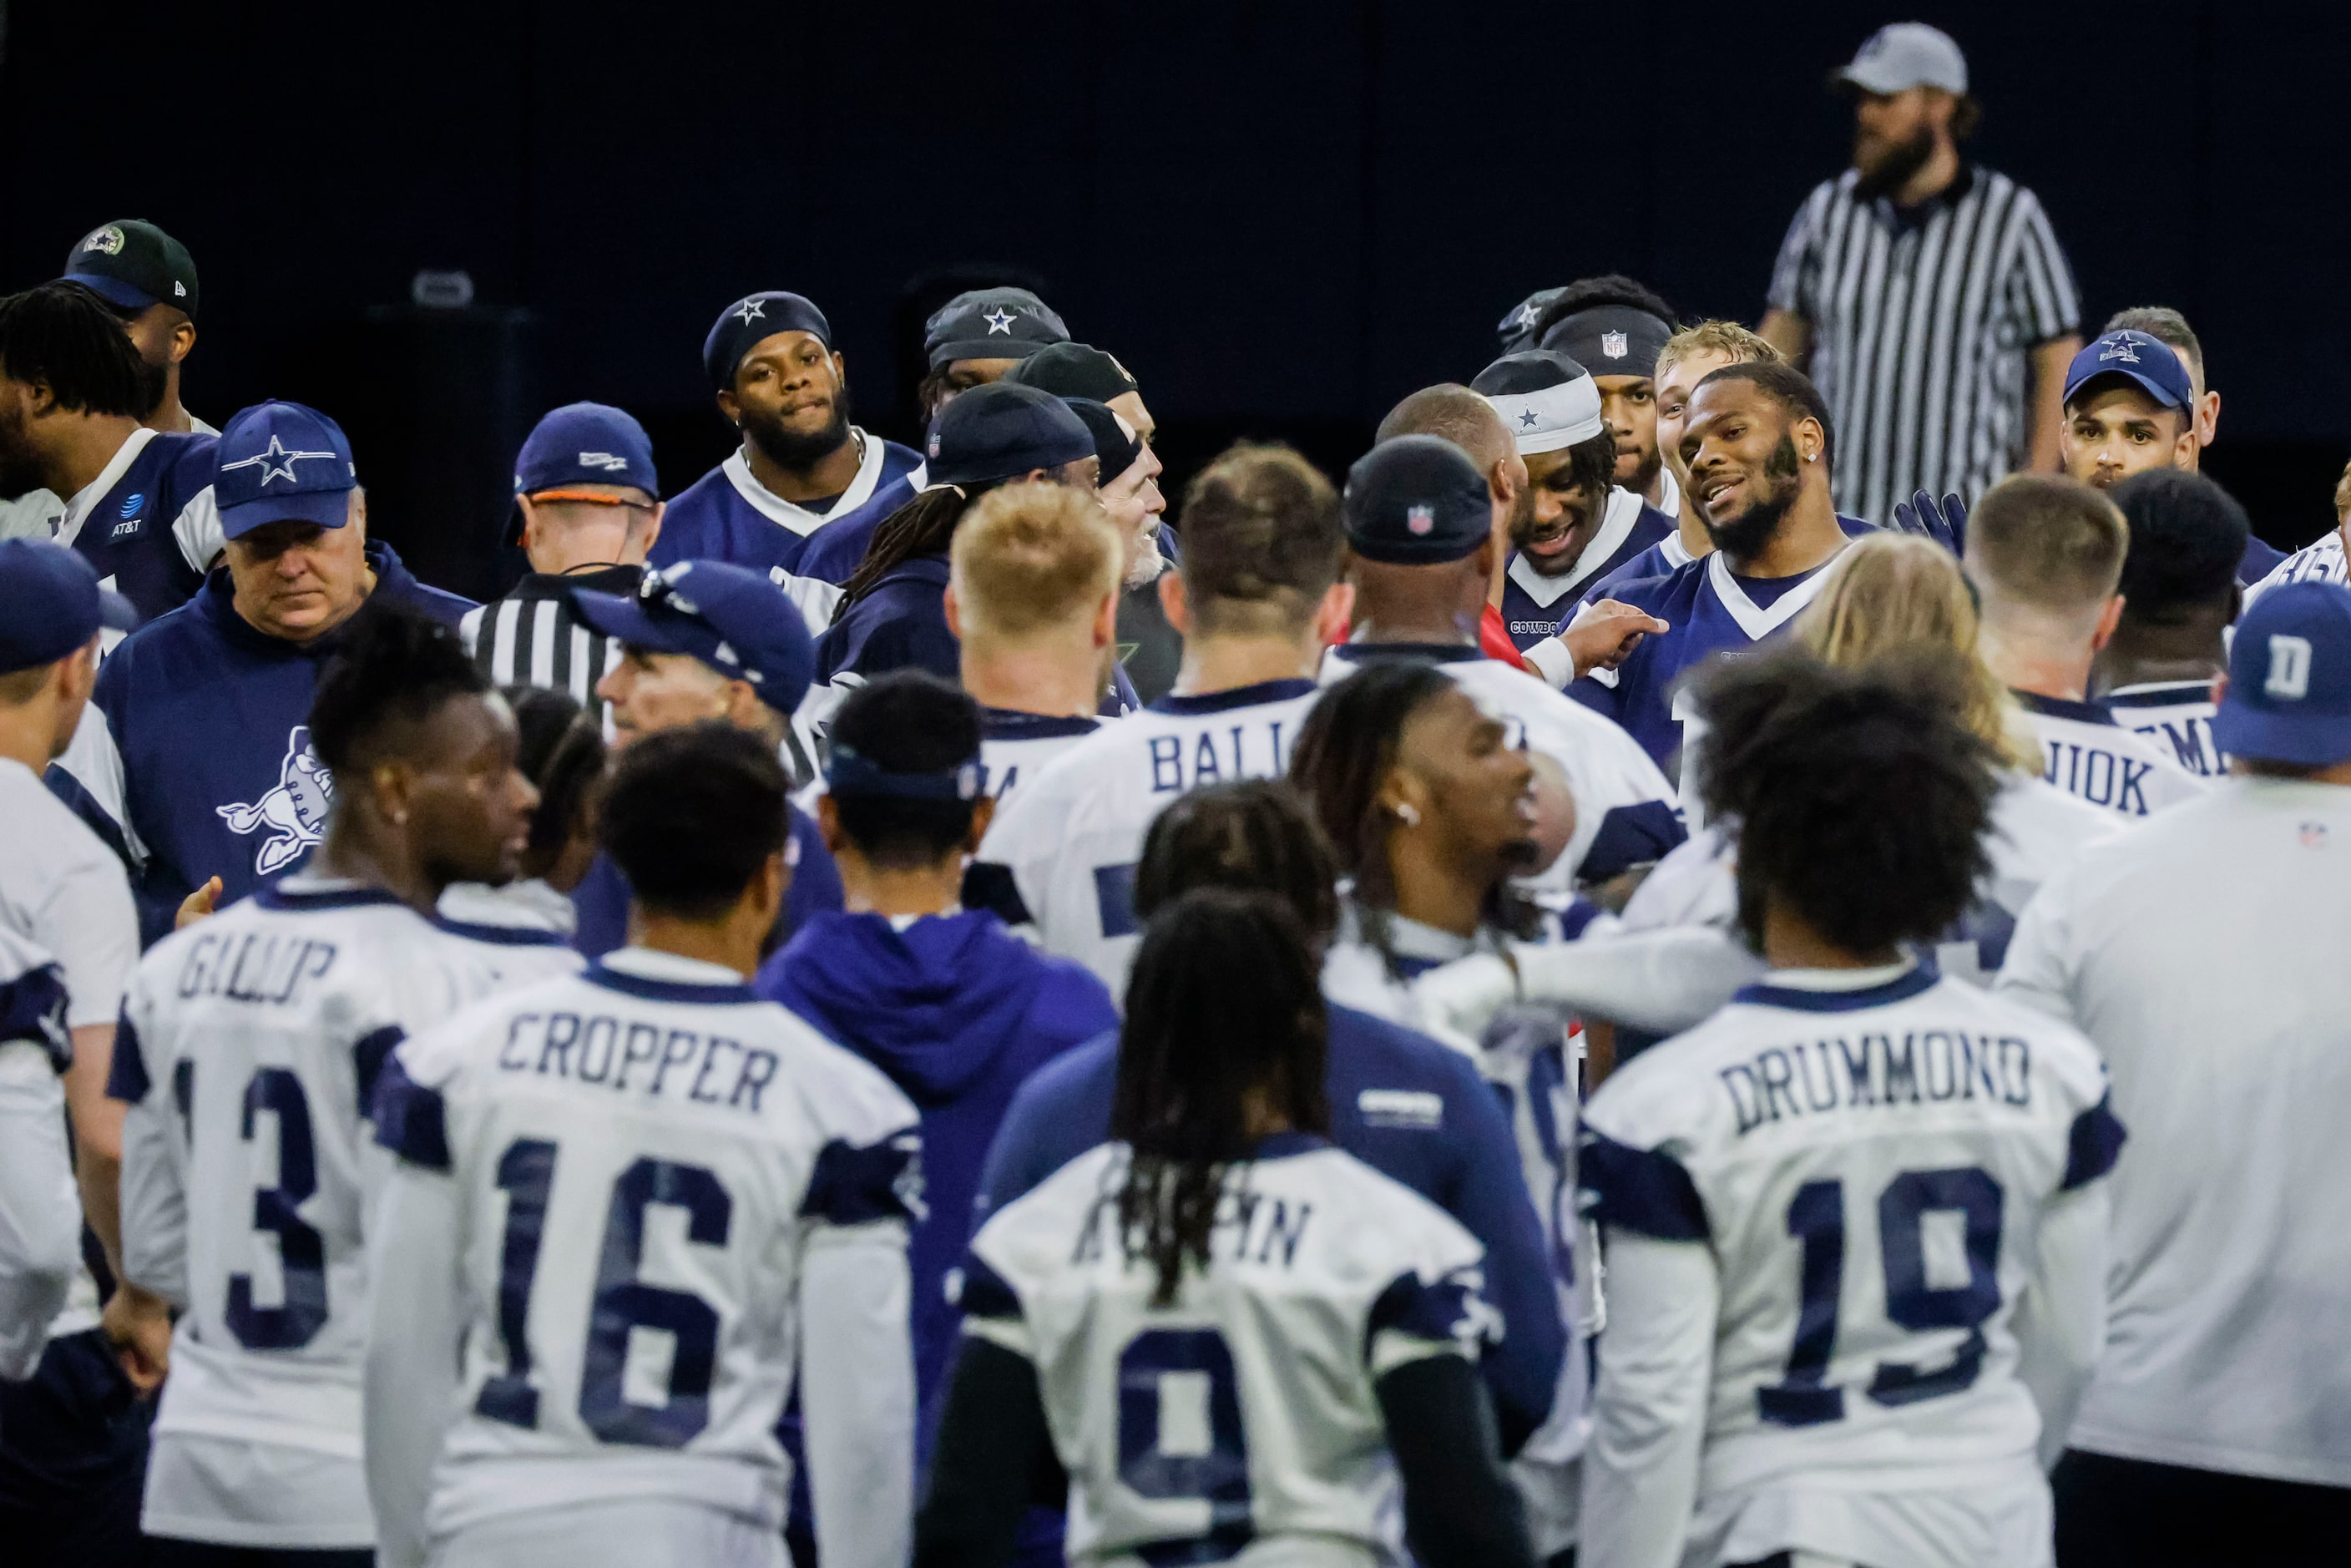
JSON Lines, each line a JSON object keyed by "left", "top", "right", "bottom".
{"left": 1757, "top": 1165, "right": 2005, "bottom": 1426}
{"left": 477, "top": 1138, "right": 733, "bottom": 1449}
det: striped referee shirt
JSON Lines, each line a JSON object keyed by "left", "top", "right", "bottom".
{"left": 459, "top": 564, "right": 635, "bottom": 714}
{"left": 1768, "top": 163, "right": 2079, "bottom": 526}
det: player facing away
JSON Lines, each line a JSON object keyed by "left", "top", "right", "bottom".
{"left": 364, "top": 721, "right": 922, "bottom": 1568}
{"left": 104, "top": 604, "right": 539, "bottom": 1565}
{"left": 1579, "top": 649, "right": 2123, "bottom": 1568}
{"left": 917, "top": 888, "right": 1537, "bottom": 1568}
{"left": 967, "top": 443, "right": 1354, "bottom": 991}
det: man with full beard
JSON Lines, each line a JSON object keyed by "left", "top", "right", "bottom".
{"left": 1759, "top": 23, "right": 2080, "bottom": 528}
{"left": 1566, "top": 362, "right": 1857, "bottom": 781}
{"left": 650, "top": 291, "right": 925, "bottom": 624}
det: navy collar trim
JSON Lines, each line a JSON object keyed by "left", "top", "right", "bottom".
{"left": 982, "top": 707, "right": 1101, "bottom": 740}
{"left": 255, "top": 883, "right": 409, "bottom": 913}
{"left": 2102, "top": 680, "right": 2217, "bottom": 708}
{"left": 432, "top": 917, "right": 570, "bottom": 948}
{"left": 1249, "top": 1131, "right": 1330, "bottom": 1161}
{"left": 584, "top": 962, "right": 757, "bottom": 1006}
{"left": 1336, "top": 641, "right": 1479, "bottom": 666}
{"left": 1734, "top": 964, "right": 1940, "bottom": 1013}
{"left": 1148, "top": 678, "right": 1319, "bottom": 716}
{"left": 2011, "top": 688, "right": 2116, "bottom": 726}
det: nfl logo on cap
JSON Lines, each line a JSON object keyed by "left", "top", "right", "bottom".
{"left": 1600, "top": 331, "right": 1629, "bottom": 359}
{"left": 1406, "top": 504, "right": 1434, "bottom": 536}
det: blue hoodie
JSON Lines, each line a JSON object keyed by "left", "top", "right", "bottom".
{"left": 754, "top": 908, "right": 1117, "bottom": 1424}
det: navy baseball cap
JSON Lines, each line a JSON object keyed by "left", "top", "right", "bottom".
{"left": 214, "top": 402, "right": 359, "bottom": 539}
{"left": 2213, "top": 581, "right": 2351, "bottom": 766}
{"left": 1541, "top": 303, "right": 1675, "bottom": 379}
{"left": 1342, "top": 436, "right": 1494, "bottom": 565}
{"left": 1496, "top": 286, "right": 1566, "bottom": 354}
{"left": 1001, "top": 341, "right": 1140, "bottom": 405}
{"left": 703, "top": 291, "right": 832, "bottom": 392}
{"left": 2064, "top": 330, "right": 2194, "bottom": 412}
{"left": 571, "top": 560, "right": 815, "bottom": 718}
{"left": 508, "top": 402, "right": 659, "bottom": 546}
{"left": 923, "top": 288, "right": 1069, "bottom": 367}
{"left": 61, "top": 220, "right": 197, "bottom": 319}
{"left": 1062, "top": 398, "right": 1142, "bottom": 482}
{"left": 0, "top": 539, "right": 139, "bottom": 674}
{"left": 924, "top": 382, "right": 1096, "bottom": 489}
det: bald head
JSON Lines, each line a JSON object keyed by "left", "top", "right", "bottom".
{"left": 1378, "top": 384, "right": 1514, "bottom": 476}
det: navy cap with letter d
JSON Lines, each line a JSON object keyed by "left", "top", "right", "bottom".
{"left": 2214, "top": 581, "right": 2351, "bottom": 766}
{"left": 0, "top": 539, "right": 140, "bottom": 673}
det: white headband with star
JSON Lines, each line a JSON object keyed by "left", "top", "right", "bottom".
{"left": 1482, "top": 373, "right": 1605, "bottom": 456}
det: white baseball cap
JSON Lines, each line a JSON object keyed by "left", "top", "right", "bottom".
{"left": 1834, "top": 22, "right": 1967, "bottom": 95}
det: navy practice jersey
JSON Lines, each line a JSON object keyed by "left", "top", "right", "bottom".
{"left": 54, "top": 427, "right": 223, "bottom": 620}
{"left": 47, "top": 544, "right": 474, "bottom": 943}
{"left": 1569, "top": 518, "right": 1878, "bottom": 772}
{"left": 1585, "top": 530, "right": 1696, "bottom": 606}
{"left": 2103, "top": 679, "right": 2224, "bottom": 779}
{"left": 977, "top": 1005, "right": 1565, "bottom": 1450}
{"left": 650, "top": 438, "right": 923, "bottom": 584}
{"left": 2236, "top": 533, "right": 2285, "bottom": 589}
{"left": 1499, "top": 489, "right": 1675, "bottom": 651}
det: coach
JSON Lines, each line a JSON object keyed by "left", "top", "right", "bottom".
{"left": 48, "top": 400, "right": 471, "bottom": 943}
{"left": 1760, "top": 23, "right": 2081, "bottom": 525}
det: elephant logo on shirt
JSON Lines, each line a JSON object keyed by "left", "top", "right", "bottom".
{"left": 216, "top": 726, "right": 334, "bottom": 875}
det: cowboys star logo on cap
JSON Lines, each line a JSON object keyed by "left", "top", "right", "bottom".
{"left": 82, "top": 225, "right": 126, "bottom": 256}
{"left": 1406, "top": 504, "right": 1435, "bottom": 536}
{"left": 1600, "top": 331, "right": 1629, "bottom": 359}
{"left": 2100, "top": 337, "right": 2141, "bottom": 363}
{"left": 220, "top": 433, "right": 338, "bottom": 489}
{"left": 983, "top": 308, "right": 1016, "bottom": 334}
{"left": 731, "top": 297, "right": 766, "bottom": 326}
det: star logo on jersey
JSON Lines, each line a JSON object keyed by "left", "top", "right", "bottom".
{"left": 220, "top": 434, "right": 338, "bottom": 490}
{"left": 732, "top": 297, "right": 766, "bottom": 326}
{"left": 1600, "top": 330, "right": 1629, "bottom": 359}
{"left": 1518, "top": 408, "right": 1539, "bottom": 428}
{"left": 216, "top": 726, "right": 334, "bottom": 875}
{"left": 1406, "top": 504, "right": 1434, "bottom": 535}
{"left": 982, "top": 308, "right": 1015, "bottom": 335}
{"left": 82, "top": 224, "right": 126, "bottom": 255}
{"left": 2100, "top": 337, "right": 2141, "bottom": 364}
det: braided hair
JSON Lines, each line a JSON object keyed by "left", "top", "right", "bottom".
{"left": 1111, "top": 888, "right": 1330, "bottom": 1306}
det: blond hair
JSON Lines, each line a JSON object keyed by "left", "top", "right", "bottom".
{"left": 949, "top": 479, "right": 1122, "bottom": 643}
{"left": 1966, "top": 473, "right": 2128, "bottom": 613}
{"left": 1656, "top": 320, "right": 1781, "bottom": 382}
{"left": 1797, "top": 532, "right": 2040, "bottom": 772}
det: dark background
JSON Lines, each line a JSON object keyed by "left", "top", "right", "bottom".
{"left": 7, "top": 1, "right": 2343, "bottom": 596}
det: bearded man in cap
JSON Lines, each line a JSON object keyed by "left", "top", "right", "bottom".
{"left": 651, "top": 291, "right": 925, "bottom": 618}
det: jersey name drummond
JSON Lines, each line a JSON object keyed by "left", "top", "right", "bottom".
{"left": 1071, "top": 1183, "right": 1316, "bottom": 1270}
{"left": 173, "top": 930, "right": 339, "bottom": 1009}
{"left": 1720, "top": 1029, "right": 2035, "bottom": 1136}
{"left": 497, "top": 1008, "right": 779, "bottom": 1113}
{"left": 1144, "top": 716, "right": 1298, "bottom": 796}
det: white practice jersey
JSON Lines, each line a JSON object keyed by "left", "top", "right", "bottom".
{"left": 1622, "top": 775, "right": 2118, "bottom": 987}
{"left": 978, "top": 708, "right": 1105, "bottom": 805}
{"left": 2102, "top": 679, "right": 2223, "bottom": 778}
{"left": 109, "top": 876, "right": 506, "bottom": 1548}
{"left": 1999, "top": 777, "right": 2351, "bottom": 1489}
{"left": 972, "top": 679, "right": 1322, "bottom": 991}
{"left": 1580, "top": 964, "right": 2121, "bottom": 1568}
{"left": 368, "top": 948, "right": 920, "bottom": 1559}
{"left": 434, "top": 880, "right": 589, "bottom": 989}
{"left": 1319, "top": 645, "right": 1685, "bottom": 892}
{"left": 963, "top": 1137, "right": 1493, "bottom": 1568}
{"left": 2243, "top": 528, "right": 2345, "bottom": 610}
{"left": 0, "top": 927, "right": 79, "bottom": 1380}
{"left": 2013, "top": 691, "right": 2203, "bottom": 819}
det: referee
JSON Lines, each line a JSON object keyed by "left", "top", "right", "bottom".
{"left": 1761, "top": 22, "right": 2081, "bottom": 525}
{"left": 461, "top": 402, "right": 661, "bottom": 716}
